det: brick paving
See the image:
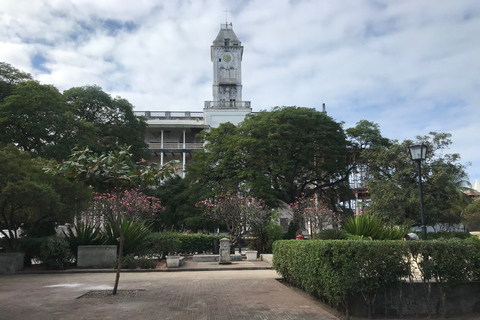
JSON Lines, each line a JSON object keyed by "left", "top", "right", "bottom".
{"left": 0, "top": 268, "right": 342, "bottom": 320}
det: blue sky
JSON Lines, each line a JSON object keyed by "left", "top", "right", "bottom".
{"left": 1, "top": 0, "right": 479, "bottom": 183}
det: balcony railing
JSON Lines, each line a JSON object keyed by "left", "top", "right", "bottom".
{"left": 204, "top": 101, "right": 251, "bottom": 109}
{"left": 147, "top": 142, "right": 204, "bottom": 150}
{"left": 134, "top": 111, "right": 204, "bottom": 120}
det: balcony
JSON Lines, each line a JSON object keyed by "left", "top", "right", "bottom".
{"left": 134, "top": 111, "right": 204, "bottom": 120}
{"left": 204, "top": 101, "right": 251, "bottom": 109}
{"left": 146, "top": 142, "right": 204, "bottom": 153}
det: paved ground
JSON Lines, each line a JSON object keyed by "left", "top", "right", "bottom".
{"left": 0, "top": 262, "right": 342, "bottom": 320}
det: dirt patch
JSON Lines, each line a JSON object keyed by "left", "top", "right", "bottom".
{"left": 77, "top": 289, "right": 145, "bottom": 299}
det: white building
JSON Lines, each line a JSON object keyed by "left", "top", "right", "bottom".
{"left": 135, "top": 23, "right": 252, "bottom": 176}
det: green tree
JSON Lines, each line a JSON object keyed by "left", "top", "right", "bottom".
{"left": 463, "top": 200, "right": 480, "bottom": 231}
{"left": 364, "top": 132, "right": 470, "bottom": 228}
{"left": 147, "top": 176, "right": 216, "bottom": 232}
{"left": 0, "top": 146, "right": 91, "bottom": 251}
{"left": 0, "top": 61, "right": 33, "bottom": 102}
{"left": 187, "top": 106, "right": 352, "bottom": 213}
{"left": 346, "top": 119, "right": 391, "bottom": 151}
{"left": 63, "top": 85, "right": 148, "bottom": 161}
{"left": 48, "top": 145, "right": 176, "bottom": 295}
{"left": 0, "top": 81, "right": 79, "bottom": 160}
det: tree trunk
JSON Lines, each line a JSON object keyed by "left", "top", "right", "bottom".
{"left": 112, "top": 195, "right": 124, "bottom": 295}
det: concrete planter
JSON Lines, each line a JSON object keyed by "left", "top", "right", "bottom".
{"left": 0, "top": 252, "right": 24, "bottom": 274}
{"left": 77, "top": 245, "right": 117, "bottom": 268}
{"left": 245, "top": 251, "right": 258, "bottom": 261}
{"left": 166, "top": 255, "right": 185, "bottom": 268}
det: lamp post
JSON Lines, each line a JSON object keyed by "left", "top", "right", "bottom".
{"left": 408, "top": 144, "right": 428, "bottom": 240}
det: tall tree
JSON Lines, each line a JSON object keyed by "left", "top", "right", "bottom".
{"left": 0, "top": 61, "right": 33, "bottom": 102}
{"left": 187, "top": 106, "right": 352, "bottom": 213}
{"left": 0, "top": 146, "right": 91, "bottom": 251}
{"left": 363, "top": 132, "right": 470, "bottom": 229}
{"left": 63, "top": 85, "right": 148, "bottom": 161}
{"left": 0, "top": 80, "right": 78, "bottom": 161}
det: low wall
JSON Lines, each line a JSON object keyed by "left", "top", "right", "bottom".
{"left": 0, "top": 253, "right": 24, "bottom": 274}
{"left": 260, "top": 254, "right": 273, "bottom": 265}
{"left": 77, "top": 245, "right": 117, "bottom": 268}
{"left": 346, "top": 282, "right": 480, "bottom": 318}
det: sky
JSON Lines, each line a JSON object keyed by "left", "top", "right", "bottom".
{"left": 1, "top": 0, "right": 479, "bottom": 183}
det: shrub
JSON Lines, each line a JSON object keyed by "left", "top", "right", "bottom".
{"left": 265, "top": 220, "right": 284, "bottom": 252}
{"left": 104, "top": 219, "right": 152, "bottom": 256}
{"left": 63, "top": 222, "right": 102, "bottom": 261}
{"left": 37, "top": 236, "right": 74, "bottom": 269}
{"left": 120, "top": 254, "right": 157, "bottom": 269}
{"left": 316, "top": 229, "right": 347, "bottom": 240}
{"left": 146, "top": 232, "right": 182, "bottom": 257}
{"left": 18, "top": 237, "right": 45, "bottom": 265}
{"left": 146, "top": 232, "right": 225, "bottom": 257}
{"left": 273, "top": 239, "right": 480, "bottom": 318}
{"left": 342, "top": 214, "right": 409, "bottom": 240}
{"left": 427, "top": 231, "right": 471, "bottom": 240}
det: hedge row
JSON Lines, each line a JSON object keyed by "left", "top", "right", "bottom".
{"left": 146, "top": 232, "right": 226, "bottom": 257}
{"left": 273, "top": 239, "right": 480, "bottom": 317}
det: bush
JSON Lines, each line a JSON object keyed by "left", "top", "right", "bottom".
{"left": 37, "top": 236, "right": 74, "bottom": 269}
{"left": 316, "top": 229, "right": 347, "bottom": 240}
{"left": 265, "top": 220, "right": 284, "bottom": 252}
{"left": 104, "top": 219, "right": 152, "bottom": 256}
{"left": 18, "top": 237, "right": 45, "bottom": 265}
{"left": 146, "top": 232, "right": 225, "bottom": 257}
{"left": 146, "top": 232, "right": 182, "bottom": 257}
{"left": 427, "top": 231, "right": 471, "bottom": 240}
{"left": 273, "top": 239, "right": 480, "bottom": 317}
{"left": 120, "top": 254, "right": 156, "bottom": 269}
{"left": 342, "top": 214, "right": 409, "bottom": 240}
{"left": 63, "top": 222, "right": 102, "bottom": 261}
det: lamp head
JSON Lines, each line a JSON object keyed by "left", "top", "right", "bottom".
{"left": 408, "top": 144, "right": 428, "bottom": 161}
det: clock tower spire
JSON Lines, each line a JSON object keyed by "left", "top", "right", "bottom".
{"left": 210, "top": 22, "right": 244, "bottom": 105}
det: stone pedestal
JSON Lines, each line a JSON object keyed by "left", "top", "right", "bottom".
{"left": 0, "top": 253, "right": 24, "bottom": 274}
{"left": 245, "top": 251, "right": 257, "bottom": 261}
{"left": 219, "top": 238, "right": 231, "bottom": 264}
{"left": 77, "top": 245, "right": 117, "bottom": 268}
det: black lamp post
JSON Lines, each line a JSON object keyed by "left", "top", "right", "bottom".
{"left": 408, "top": 144, "right": 428, "bottom": 240}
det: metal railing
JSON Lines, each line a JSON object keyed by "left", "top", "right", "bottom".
{"left": 147, "top": 142, "right": 203, "bottom": 150}
{"left": 134, "top": 111, "right": 204, "bottom": 120}
{"left": 204, "top": 101, "right": 251, "bottom": 109}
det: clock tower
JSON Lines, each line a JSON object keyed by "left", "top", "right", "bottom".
{"left": 211, "top": 22, "right": 243, "bottom": 103}
{"left": 204, "top": 23, "right": 251, "bottom": 127}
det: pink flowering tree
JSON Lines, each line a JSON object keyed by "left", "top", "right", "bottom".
{"left": 288, "top": 193, "right": 340, "bottom": 239}
{"left": 197, "top": 191, "right": 271, "bottom": 252}
{"left": 47, "top": 145, "right": 176, "bottom": 295}
{"left": 87, "top": 189, "right": 165, "bottom": 228}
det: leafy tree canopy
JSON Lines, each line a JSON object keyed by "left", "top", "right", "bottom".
{"left": 63, "top": 85, "right": 148, "bottom": 161}
{"left": 0, "top": 145, "right": 91, "bottom": 251}
{"left": 187, "top": 106, "right": 352, "bottom": 212}
{"left": 0, "top": 62, "right": 33, "bottom": 102}
{"left": 0, "top": 80, "right": 78, "bottom": 161}
{"left": 363, "top": 132, "right": 471, "bottom": 228}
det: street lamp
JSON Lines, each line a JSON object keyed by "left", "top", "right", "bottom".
{"left": 408, "top": 144, "right": 428, "bottom": 240}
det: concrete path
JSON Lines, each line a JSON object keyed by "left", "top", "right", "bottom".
{"left": 0, "top": 267, "right": 342, "bottom": 320}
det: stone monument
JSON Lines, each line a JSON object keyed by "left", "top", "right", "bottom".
{"left": 219, "top": 237, "right": 231, "bottom": 264}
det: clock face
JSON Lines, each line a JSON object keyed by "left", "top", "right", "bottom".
{"left": 223, "top": 54, "right": 232, "bottom": 62}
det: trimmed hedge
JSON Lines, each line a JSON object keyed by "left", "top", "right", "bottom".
{"left": 273, "top": 239, "right": 480, "bottom": 317}
{"left": 146, "top": 232, "right": 226, "bottom": 257}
